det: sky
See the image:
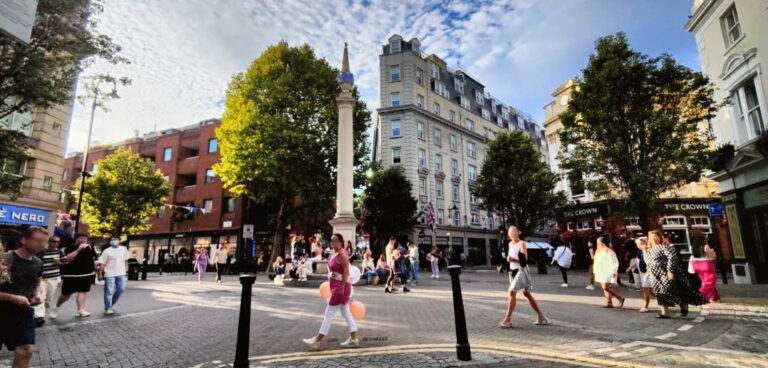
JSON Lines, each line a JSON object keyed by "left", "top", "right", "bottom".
{"left": 65, "top": 0, "right": 701, "bottom": 153}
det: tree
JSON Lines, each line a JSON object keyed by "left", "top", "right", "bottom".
{"left": 558, "top": 33, "right": 718, "bottom": 233}
{"left": 214, "top": 42, "right": 370, "bottom": 266}
{"left": 361, "top": 167, "right": 418, "bottom": 253}
{"left": 78, "top": 147, "right": 169, "bottom": 238}
{"left": 472, "top": 130, "right": 565, "bottom": 237}
{"left": 0, "top": 0, "right": 127, "bottom": 198}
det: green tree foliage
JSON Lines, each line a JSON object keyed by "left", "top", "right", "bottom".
{"left": 78, "top": 147, "right": 168, "bottom": 237}
{"left": 214, "top": 42, "right": 370, "bottom": 262}
{"left": 0, "top": 0, "right": 127, "bottom": 198}
{"left": 472, "top": 130, "right": 565, "bottom": 236}
{"left": 361, "top": 167, "right": 418, "bottom": 252}
{"left": 558, "top": 33, "right": 718, "bottom": 232}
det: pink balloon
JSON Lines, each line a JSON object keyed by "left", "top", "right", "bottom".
{"left": 349, "top": 301, "right": 366, "bottom": 319}
{"left": 319, "top": 281, "right": 331, "bottom": 299}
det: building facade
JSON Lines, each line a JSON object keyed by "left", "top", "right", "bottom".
{"left": 543, "top": 80, "right": 731, "bottom": 268}
{"left": 0, "top": 102, "right": 73, "bottom": 246}
{"left": 373, "top": 34, "right": 548, "bottom": 266}
{"left": 685, "top": 0, "right": 768, "bottom": 282}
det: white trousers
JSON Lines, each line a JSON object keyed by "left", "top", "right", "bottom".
{"left": 319, "top": 304, "right": 357, "bottom": 336}
{"left": 34, "top": 277, "right": 60, "bottom": 317}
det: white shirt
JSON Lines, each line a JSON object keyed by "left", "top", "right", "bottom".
{"left": 508, "top": 241, "right": 523, "bottom": 270}
{"left": 214, "top": 249, "right": 228, "bottom": 264}
{"left": 98, "top": 246, "right": 130, "bottom": 277}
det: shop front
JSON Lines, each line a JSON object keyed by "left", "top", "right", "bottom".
{"left": 0, "top": 203, "right": 51, "bottom": 248}
{"left": 721, "top": 182, "right": 768, "bottom": 283}
{"left": 127, "top": 229, "right": 241, "bottom": 272}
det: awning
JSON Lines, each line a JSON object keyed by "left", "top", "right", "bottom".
{"left": 526, "top": 242, "right": 553, "bottom": 250}
{"left": 54, "top": 227, "right": 72, "bottom": 239}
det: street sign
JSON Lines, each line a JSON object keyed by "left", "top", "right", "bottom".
{"left": 243, "top": 224, "right": 254, "bottom": 239}
{"left": 709, "top": 203, "right": 724, "bottom": 216}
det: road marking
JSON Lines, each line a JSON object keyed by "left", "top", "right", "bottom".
{"left": 593, "top": 347, "right": 616, "bottom": 353}
{"left": 677, "top": 324, "right": 694, "bottom": 331}
{"left": 609, "top": 352, "right": 632, "bottom": 358}
{"left": 43, "top": 304, "right": 191, "bottom": 331}
{"left": 655, "top": 332, "right": 677, "bottom": 340}
{"left": 700, "top": 310, "right": 709, "bottom": 316}
{"left": 635, "top": 347, "right": 657, "bottom": 353}
{"left": 693, "top": 317, "right": 705, "bottom": 323}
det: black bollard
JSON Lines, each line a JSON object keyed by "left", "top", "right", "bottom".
{"left": 447, "top": 265, "right": 471, "bottom": 361}
{"left": 234, "top": 273, "right": 256, "bottom": 368}
{"left": 140, "top": 259, "right": 148, "bottom": 281}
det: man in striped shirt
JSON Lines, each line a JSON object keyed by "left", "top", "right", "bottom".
{"left": 32, "top": 236, "right": 65, "bottom": 326}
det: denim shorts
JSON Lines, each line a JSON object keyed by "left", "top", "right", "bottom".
{"left": 0, "top": 305, "right": 36, "bottom": 350}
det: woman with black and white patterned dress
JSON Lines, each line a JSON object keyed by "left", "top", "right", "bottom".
{"left": 646, "top": 230, "right": 708, "bottom": 319}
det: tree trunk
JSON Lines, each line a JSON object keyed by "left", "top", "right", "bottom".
{"left": 267, "top": 195, "right": 289, "bottom": 274}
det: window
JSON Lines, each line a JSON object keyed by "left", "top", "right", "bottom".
{"left": 429, "top": 62, "right": 439, "bottom": 79}
{"left": 453, "top": 210, "right": 461, "bottom": 226}
{"left": 433, "top": 128, "right": 441, "bottom": 146}
{"left": 392, "top": 147, "right": 401, "bottom": 164}
{"left": 437, "top": 209, "right": 445, "bottom": 225}
{"left": 568, "top": 170, "right": 585, "bottom": 197}
{"left": 691, "top": 216, "right": 712, "bottom": 233}
{"left": 433, "top": 103, "right": 440, "bottom": 116}
{"left": 483, "top": 127, "right": 488, "bottom": 138}
{"left": 390, "top": 40, "right": 401, "bottom": 53}
{"left": 390, "top": 92, "right": 400, "bottom": 107}
{"left": 449, "top": 135, "right": 457, "bottom": 151}
{"left": 468, "top": 165, "right": 477, "bottom": 181}
{"left": 416, "top": 68, "right": 423, "bottom": 85}
{"left": 436, "top": 181, "right": 444, "bottom": 198}
{"left": 465, "top": 119, "right": 474, "bottom": 131}
{"left": 475, "top": 90, "right": 484, "bottom": 105}
{"left": 419, "top": 177, "right": 427, "bottom": 196}
{"left": 418, "top": 149, "right": 426, "bottom": 167}
{"left": 208, "top": 138, "right": 218, "bottom": 153}
{"left": 62, "top": 169, "right": 68, "bottom": 182}
{"left": 43, "top": 176, "right": 53, "bottom": 188}
{"left": 720, "top": 5, "right": 742, "bottom": 47}
{"left": 0, "top": 107, "right": 33, "bottom": 136}
{"left": 454, "top": 78, "right": 464, "bottom": 93}
{"left": 205, "top": 168, "right": 215, "bottom": 183}
{"left": 662, "top": 216, "right": 687, "bottom": 226}
{"left": 452, "top": 184, "right": 460, "bottom": 201}
{"left": 417, "top": 121, "right": 425, "bottom": 139}
{"left": 416, "top": 94, "right": 424, "bottom": 107}
{"left": 91, "top": 163, "right": 98, "bottom": 173}
{"left": 203, "top": 199, "right": 213, "bottom": 212}
{"left": 391, "top": 120, "right": 401, "bottom": 137}
{"left": 451, "top": 159, "right": 458, "bottom": 176}
{"left": 435, "top": 154, "right": 443, "bottom": 171}
{"left": 467, "top": 141, "right": 476, "bottom": 158}
{"left": 225, "top": 197, "right": 236, "bottom": 213}
{"left": 470, "top": 194, "right": 479, "bottom": 205}
{"left": 732, "top": 78, "right": 765, "bottom": 140}
{"left": 434, "top": 81, "right": 448, "bottom": 98}
{"left": 390, "top": 65, "right": 400, "bottom": 82}
{"left": 471, "top": 212, "right": 480, "bottom": 224}
{"left": 460, "top": 96, "right": 470, "bottom": 109}
{"left": 481, "top": 108, "right": 490, "bottom": 120}
{"left": 449, "top": 110, "right": 456, "bottom": 123}
{"left": 163, "top": 147, "right": 173, "bottom": 162}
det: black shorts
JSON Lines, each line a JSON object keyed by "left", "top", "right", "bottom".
{"left": 61, "top": 276, "right": 95, "bottom": 295}
{"left": 0, "top": 306, "right": 35, "bottom": 350}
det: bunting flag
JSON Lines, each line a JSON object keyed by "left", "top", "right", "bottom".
{"left": 164, "top": 203, "right": 209, "bottom": 215}
{"left": 423, "top": 202, "right": 437, "bottom": 234}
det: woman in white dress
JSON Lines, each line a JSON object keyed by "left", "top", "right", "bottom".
{"left": 593, "top": 236, "right": 625, "bottom": 308}
{"left": 499, "top": 226, "right": 548, "bottom": 328}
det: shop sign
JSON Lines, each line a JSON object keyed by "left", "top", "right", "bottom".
{"left": 559, "top": 205, "right": 606, "bottom": 218}
{"left": 725, "top": 204, "right": 745, "bottom": 259}
{"left": 708, "top": 203, "right": 725, "bottom": 216}
{"left": 243, "top": 224, "right": 254, "bottom": 239}
{"left": 222, "top": 220, "right": 232, "bottom": 228}
{"left": 743, "top": 185, "right": 768, "bottom": 209}
{"left": 0, "top": 203, "right": 48, "bottom": 226}
{"left": 662, "top": 202, "right": 711, "bottom": 213}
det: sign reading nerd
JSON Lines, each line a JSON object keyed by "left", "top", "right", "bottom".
{"left": 0, "top": 204, "right": 49, "bottom": 226}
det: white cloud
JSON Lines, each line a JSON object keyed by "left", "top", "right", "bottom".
{"left": 67, "top": 0, "right": 697, "bottom": 152}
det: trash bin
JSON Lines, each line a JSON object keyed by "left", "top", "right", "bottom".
{"left": 127, "top": 258, "right": 140, "bottom": 281}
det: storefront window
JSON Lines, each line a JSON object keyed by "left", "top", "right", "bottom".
{"left": 128, "top": 240, "right": 147, "bottom": 262}
{"left": 147, "top": 238, "right": 169, "bottom": 264}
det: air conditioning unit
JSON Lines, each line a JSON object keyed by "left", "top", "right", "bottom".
{"left": 732, "top": 263, "right": 756, "bottom": 284}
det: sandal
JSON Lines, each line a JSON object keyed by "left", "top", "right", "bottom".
{"left": 498, "top": 320, "right": 512, "bottom": 329}
{"left": 618, "top": 297, "right": 626, "bottom": 308}
{"left": 656, "top": 314, "right": 671, "bottom": 319}
{"left": 601, "top": 304, "right": 613, "bottom": 308}
{"left": 533, "top": 317, "right": 549, "bottom": 325}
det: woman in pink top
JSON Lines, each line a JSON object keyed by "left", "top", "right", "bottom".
{"left": 303, "top": 233, "right": 359, "bottom": 350}
{"left": 688, "top": 242, "right": 720, "bottom": 302}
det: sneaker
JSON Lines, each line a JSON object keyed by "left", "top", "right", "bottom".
{"left": 49, "top": 306, "right": 58, "bottom": 319}
{"left": 105, "top": 309, "right": 116, "bottom": 316}
{"left": 435, "top": 275, "right": 439, "bottom": 279}
{"left": 429, "top": 275, "right": 436, "bottom": 278}
{"left": 561, "top": 283, "right": 568, "bottom": 288}
{"left": 35, "top": 317, "right": 46, "bottom": 327}
{"left": 403, "top": 286, "right": 410, "bottom": 293}
{"left": 76, "top": 310, "right": 91, "bottom": 318}
{"left": 302, "top": 337, "right": 321, "bottom": 350}
{"left": 586, "top": 285, "right": 595, "bottom": 290}
{"left": 340, "top": 337, "right": 359, "bottom": 348}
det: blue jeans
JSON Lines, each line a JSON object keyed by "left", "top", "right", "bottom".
{"left": 104, "top": 275, "right": 126, "bottom": 311}
{"left": 410, "top": 260, "right": 420, "bottom": 283}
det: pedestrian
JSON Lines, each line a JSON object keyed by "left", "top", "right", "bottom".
{"left": 624, "top": 236, "right": 639, "bottom": 286}
{"left": 273, "top": 256, "right": 285, "bottom": 279}
{"left": 646, "top": 230, "right": 708, "bottom": 319}
{"left": 499, "top": 226, "right": 548, "bottom": 328}
{"left": 635, "top": 237, "right": 653, "bottom": 312}
{"left": 688, "top": 234, "right": 720, "bottom": 302}
{"left": 344, "top": 240, "right": 354, "bottom": 260}
{"left": 302, "top": 233, "right": 359, "bottom": 350}
{"left": 0, "top": 226, "right": 47, "bottom": 368}
{"left": 52, "top": 233, "right": 97, "bottom": 319}
{"left": 408, "top": 242, "right": 419, "bottom": 285}
{"left": 97, "top": 238, "right": 130, "bottom": 315}
{"left": 158, "top": 251, "right": 166, "bottom": 275}
{"left": 33, "top": 236, "right": 65, "bottom": 326}
{"left": 550, "top": 239, "right": 573, "bottom": 288}
{"left": 593, "top": 236, "right": 625, "bottom": 308}
{"left": 362, "top": 252, "right": 376, "bottom": 284}
{"left": 214, "top": 245, "right": 228, "bottom": 284}
{"left": 164, "top": 252, "right": 173, "bottom": 275}
{"left": 585, "top": 240, "right": 596, "bottom": 290}
{"left": 428, "top": 245, "right": 442, "bottom": 278}
{"left": 396, "top": 243, "right": 410, "bottom": 285}
{"left": 193, "top": 248, "right": 210, "bottom": 284}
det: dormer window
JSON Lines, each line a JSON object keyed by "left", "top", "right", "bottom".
{"left": 390, "top": 40, "right": 401, "bottom": 53}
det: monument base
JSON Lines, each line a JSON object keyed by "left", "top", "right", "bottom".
{"left": 329, "top": 215, "right": 358, "bottom": 248}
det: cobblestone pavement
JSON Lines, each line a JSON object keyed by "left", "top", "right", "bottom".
{"left": 1, "top": 269, "right": 767, "bottom": 367}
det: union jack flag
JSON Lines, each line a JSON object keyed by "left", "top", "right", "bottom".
{"left": 423, "top": 202, "right": 437, "bottom": 234}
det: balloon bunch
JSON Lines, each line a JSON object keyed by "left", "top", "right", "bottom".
{"left": 318, "top": 266, "right": 366, "bottom": 319}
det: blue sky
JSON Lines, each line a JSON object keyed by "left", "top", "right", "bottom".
{"left": 67, "top": 0, "right": 700, "bottom": 153}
